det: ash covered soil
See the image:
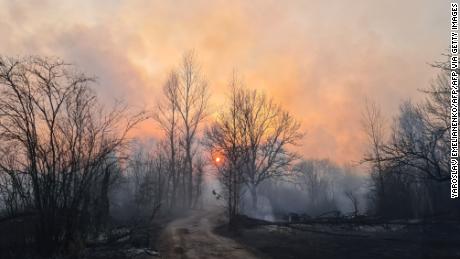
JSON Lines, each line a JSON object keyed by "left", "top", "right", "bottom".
{"left": 216, "top": 217, "right": 460, "bottom": 259}
{"left": 153, "top": 208, "right": 460, "bottom": 259}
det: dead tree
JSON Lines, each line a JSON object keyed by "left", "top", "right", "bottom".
{"left": 238, "top": 85, "right": 302, "bottom": 210}
{"left": 206, "top": 72, "right": 302, "bottom": 221}
{"left": 361, "top": 98, "right": 387, "bottom": 214}
{"left": 205, "top": 74, "right": 247, "bottom": 225}
{"left": 0, "top": 56, "right": 145, "bottom": 255}
{"left": 344, "top": 190, "right": 359, "bottom": 217}
{"left": 380, "top": 71, "right": 450, "bottom": 182}
{"left": 176, "top": 51, "right": 209, "bottom": 208}
{"left": 154, "top": 52, "right": 209, "bottom": 209}
{"left": 153, "top": 71, "right": 182, "bottom": 210}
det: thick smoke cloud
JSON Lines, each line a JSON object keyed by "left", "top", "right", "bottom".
{"left": 0, "top": 0, "right": 448, "bottom": 164}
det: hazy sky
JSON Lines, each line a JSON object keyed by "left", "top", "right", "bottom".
{"left": 0, "top": 0, "right": 449, "bottom": 164}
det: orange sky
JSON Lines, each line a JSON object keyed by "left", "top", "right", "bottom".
{"left": 0, "top": 0, "right": 449, "bottom": 165}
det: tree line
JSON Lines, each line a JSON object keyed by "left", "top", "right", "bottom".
{"left": 362, "top": 59, "right": 459, "bottom": 219}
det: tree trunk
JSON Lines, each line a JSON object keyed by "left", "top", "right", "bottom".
{"left": 96, "top": 166, "right": 110, "bottom": 233}
{"left": 187, "top": 152, "right": 193, "bottom": 208}
{"left": 250, "top": 186, "right": 258, "bottom": 211}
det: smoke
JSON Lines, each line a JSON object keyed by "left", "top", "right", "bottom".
{"left": 242, "top": 194, "right": 275, "bottom": 222}
{"left": 0, "top": 0, "right": 447, "bottom": 165}
{"left": 240, "top": 159, "right": 369, "bottom": 221}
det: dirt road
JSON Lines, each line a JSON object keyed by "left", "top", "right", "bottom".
{"left": 158, "top": 209, "right": 259, "bottom": 259}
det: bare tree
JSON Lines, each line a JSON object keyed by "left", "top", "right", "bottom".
{"left": 176, "top": 51, "right": 209, "bottom": 208}
{"left": 344, "top": 190, "right": 359, "bottom": 217}
{"left": 239, "top": 86, "right": 302, "bottom": 210}
{"left": 380, "top": 73, "right": 450, "bottom": 182}
{"left": 154, "top": 52, "right": 209, "bottom": 209}
{"left": 205, "top": 74, "right": 247, "bottom": 225}
{"left": 207, "top": 73, "right": 302, "bottom": 220}
{"left": 153, "top": 71, "right": 182, "bottom": 210}
{"left": 361, "top": 98, "right": 387, "bottom": 213}
{"left": 0, "top": 56, "right": 145, "bottom": 255}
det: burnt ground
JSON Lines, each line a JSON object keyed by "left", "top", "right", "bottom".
{"left": 0, "top": 213, "right": 168, "bottom": 259}
{"left": 3, "top": 211, "right": 459, "bottom": 259}
{"left": 80, "top": 223, "right": 162, "bottom": 259}
{"left": 80, "top": 217, "right": 172, "bottom": 259}
{"left": 215, "top": 218, "right": 460, "bottom": 259}
{"left": 1, "top": 209, "right": 255, "bottom": 259}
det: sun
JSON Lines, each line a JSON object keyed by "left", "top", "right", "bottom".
{"left": 215, "top": 157, "right": 221, "bottom": 163}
